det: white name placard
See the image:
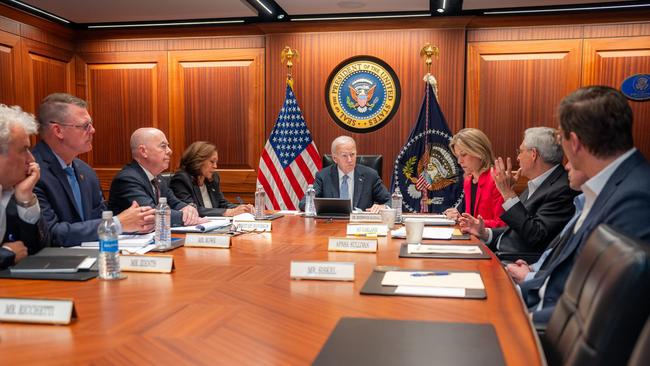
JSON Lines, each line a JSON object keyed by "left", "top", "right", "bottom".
{"left": 328, "top": 237, "right": 378, "bottom": 253}
{"left": 233, "top": 220, "right": 272, "bottom": 232}
{"left": 185, "top": 233, "right": 231, "bottom": 248}
{"left": 349, "top": 212, "right": 382, "bottom": 223}
{"left": 0, "top": 297, "right": 77, "bottom": 325}
{"left": 346, "top": 224, "right": 388, "bottom": 237}
{"left": 120, "top": 255, "right": 174, "bottom": 273}
{"left": 290, "top": 261, "right": 355, "bottom": 281}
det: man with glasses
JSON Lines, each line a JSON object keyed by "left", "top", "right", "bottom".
{"left": 33, "top": 93, "right": 155, "bottom": 246}
{"left": 108, "top": 128, "right": 205, "bottom": 226}
{"left": 298, "top": 135, "right": 390, "bottom": 213}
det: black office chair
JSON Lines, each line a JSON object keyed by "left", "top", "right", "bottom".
{"left": 159, "top": 172, "right": 173, "bottom": 186}
{"left": 322, "top": 154, "right": 383, "bottom": 177}
{"left": 541, "top": 224, "right": 650, "bottom": 366}
{"left": 628, "top": 316, "right": 650, "bottom": 366}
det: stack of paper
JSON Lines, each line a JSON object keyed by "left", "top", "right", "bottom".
{"left": 81, "top": 233, "right": 155, "bottom": 248}
{"left": 171, "top": 219, "right": 230, "bottom": 233}
{"left": 391, "top": 227, "right": 455, "bottom": 240}
{"left": 381, "top": 271, "right": 485, "bottom": 289}
{"left": 407, "top": 244, "right": 482, "bottom": 254}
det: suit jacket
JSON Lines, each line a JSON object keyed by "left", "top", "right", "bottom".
{"left": 490, "top": 166, "right": 579, "bottom": 253}
{"left": 108, "top": 161, "right": 187, "bottom": 226}
{"left": 463, "top": 170, "right": 505, "bottom": 228}
{"left": 32, "top": 141, "right": 106, "bottom": 246}
{"left": 520, "top": 150, "right": 650, "bottom": 324}
{"left": 169, "top": 170, "right": 237, "bottom": 216}
{"left": 0, "top": 198, "right": 49, "bottom": 269}
{"left": 298, "top": 164, "right": 391, "bottom": 211}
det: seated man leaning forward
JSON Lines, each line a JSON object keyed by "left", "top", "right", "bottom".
{"left": 108, "top": 128, "right": 206, "bottom": 227}
{"left": 299, "top": 135, "right": 390, "bottom": 213}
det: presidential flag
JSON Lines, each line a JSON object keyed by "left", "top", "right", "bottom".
{"left": 391, "top": 76, "right": 463, "bottom": 213}
{"left": 257, "top": 84, "right": 321, "bottom": 210}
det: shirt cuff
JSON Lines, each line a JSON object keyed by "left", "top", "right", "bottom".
{"left": 17, "top": 201, "right": 40, "bottom": 225}
{"left": 524, "top": 272, "right": 535, "bottom": 282}
{"left": 502, "top": 196, "right": 520, "bottom": 211}
{"left": 113, "top": 217, "right": 124, "bottom": 235}
{"left": 485, "top": 228, "right": 493, "bottom": 244}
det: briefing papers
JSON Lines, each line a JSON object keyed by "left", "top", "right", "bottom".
{"left": 382, "top": 271, "right": 485, "bottom": 290}
{"left": 407, "top": 244, "right": 482, "bottom": 254}
{"left": 171, "top": 219, "right": 230, "bottom": 233}
{"left": 391, "top": 227, "right": 455, "bottom": 240}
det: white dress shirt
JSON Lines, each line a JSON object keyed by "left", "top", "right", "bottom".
{"left": 199, "top": 184, "right": 213, "bottom": 208}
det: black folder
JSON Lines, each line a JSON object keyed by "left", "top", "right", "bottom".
{"left": 9, "top": 255, "right": 87, "bottom": 273}
{"left": 313, "top": 318, "right": 505, "bottom": 366}
{"left": 360, "top": 269, "right": 486, "bottom": 299}
{"left": 399, "top": 243, "right": 491, "bottom": 259}
{"left": 0, "top": 247, "right": 98, "bottom": 281}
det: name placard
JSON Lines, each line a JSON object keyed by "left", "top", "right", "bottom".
{"left": 349, "top": 212, "right": 382, "bottom": 223}
{"left": 233, "top": 220, "right": 272, "bottom": 232}
{"left": 346, "top": 224, "right": 388, "bottom": 237}
{"left": 290, "top": 261, "right": 355, "bottom": 281}
{"left": 328, "top": 237, "right": 378, "bottom": 253}
{"left": 0, "top": 297, "right": 77, "bottom": 325}
{"left": 119, "top": 255, "right": 174, "bottom": 273}
{"left": 185, "top": 233, "right": 231, "bottom": 248}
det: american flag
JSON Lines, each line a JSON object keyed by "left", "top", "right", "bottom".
{"left": 257, "top": 85, "right": 321, "bottom": 210}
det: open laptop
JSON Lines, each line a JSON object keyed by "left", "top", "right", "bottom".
{"left": 314, "top": 198, "right": 352, "bottom": 219}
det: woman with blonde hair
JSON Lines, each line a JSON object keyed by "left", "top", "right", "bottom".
{"left": 444, "top": 128, "right": 505, "bottom": 228}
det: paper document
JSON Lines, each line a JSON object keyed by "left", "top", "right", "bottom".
{"left": 381, "top": 271, "right": 485, "bottom": 289}
{"left": 394, "top": 286, "right": 466, "bottom": 297}
{"left": 232, "top": 213, "right": 255, "bottom": 221}
{"left": 121, "top": 244, "right": 156, "bottom": 255}
{"left": 391, "top": 227, "right": 455, "bottom": 240}
{"left": 277, "top": 210, "right": 301, "bottom": 215}
{"left": 171, "top": 219, "right": 230, "bottom": 233}
{"left": 81, "top": 233, "right": 155, "bottom": 247}
{"left": 407, "top": 244, "right": 482, "bottom": 254}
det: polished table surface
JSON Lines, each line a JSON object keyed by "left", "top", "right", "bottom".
{"left": 0, "top": 216, "right": 543, "bottom": 365}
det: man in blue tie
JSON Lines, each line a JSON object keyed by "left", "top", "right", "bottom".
{"left": 299, "top": 135, "right": 390, "bottom": 213}
{"left": 32, "top": 93, "right": 155, "bottom": 246}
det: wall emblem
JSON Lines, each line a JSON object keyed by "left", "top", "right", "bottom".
{"left": 621, "top": 74, "right": 650, "bottom": 101}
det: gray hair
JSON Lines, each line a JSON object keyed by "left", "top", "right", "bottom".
{"left": 523, "top": 127, "right": 563, "bottom": 165}
{"left": 37, "top": 93, "right": 88, "bottom": 135}
{"left": 331, "top": 135, "right": 356, "bottom": 155}
{"left": 0, "top": 104, "right": 38, "bottom": 154}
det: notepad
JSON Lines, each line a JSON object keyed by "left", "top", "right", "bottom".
{"left": 407, "top": 244, "right": 482, "bottom": 254}
{"left": 391, "top": 227, "right": 455, "bottom": 240}
{"left": 381, "top": 271, "right": 485, "bottom": 289}
{"left": 10, "top": 256, "right": 88, "bottom": 273}
{"left": 81, "top": 233, "right": 155, "bottom": 247}
{"left": 171, "top": 219, "right": 230, "bottom": 233}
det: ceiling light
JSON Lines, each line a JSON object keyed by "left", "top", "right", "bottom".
{"left": 256, "top": 0, "right": 273, "bottom": 15}
{"left": 484, "top": 3, "right": 650, "bottom": 15}
{"left": 8, "top": 0, "right": 70, "bottom": 23}
{"left": 277, "top": 14, "right": 285, "bottom": 20}
{"left": 292, "top": 13, "right": 431, "bottom": 22}
{"left": 87, "top": 20, "right": 245, "bottom": 29}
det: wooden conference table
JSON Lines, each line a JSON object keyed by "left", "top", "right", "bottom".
{"left": 0, "top": 215, "right": 543, "bottom": 365}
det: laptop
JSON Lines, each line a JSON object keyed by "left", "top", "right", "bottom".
{"left": 314, "top": 198, "right": 352, "bottom": 219}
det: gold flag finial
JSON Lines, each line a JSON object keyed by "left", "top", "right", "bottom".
{"left": 420, "top": 43, "right": 439, "bottom": 73}
{"left": 281, "top": 46, "right": 299, "bottom": 87}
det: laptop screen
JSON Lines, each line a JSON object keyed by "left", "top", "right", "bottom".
{"left": 314, "top": 198, "right": 352, "bottom": 217}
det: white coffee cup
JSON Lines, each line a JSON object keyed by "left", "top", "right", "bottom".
{"left": 380, "top": 208, "right": 397, "bottom": 230}
{"left": 404, "top": 219, "right": 425, "bottom": 244}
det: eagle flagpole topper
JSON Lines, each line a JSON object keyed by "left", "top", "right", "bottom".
{"left": 390, "top": 43, "right": 463, "bottom": 213}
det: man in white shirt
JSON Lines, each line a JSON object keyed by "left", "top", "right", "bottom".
{"left": 0, "top": 104, "right": 46, "bottom": 269}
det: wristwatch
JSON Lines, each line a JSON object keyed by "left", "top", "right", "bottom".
{"left": 15, "top": 193, "right": 38, "bottom": 208}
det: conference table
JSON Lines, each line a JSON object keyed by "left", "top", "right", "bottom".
{"left": 0, "top": 215, "right": 543, "bottom": 365}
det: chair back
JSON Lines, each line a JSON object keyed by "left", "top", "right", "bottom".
{"left": 542, "top": 224, "right": 650, "bottom": 366}
{"left": 628, "top": 316, "right": 650, "bottom": 366}
{"left": 322, "top": 154, "right": 382, "bottom": 177}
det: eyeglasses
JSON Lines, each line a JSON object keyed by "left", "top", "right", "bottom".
{"left": 50, "top": 120, "right": 94, "bottom": 132}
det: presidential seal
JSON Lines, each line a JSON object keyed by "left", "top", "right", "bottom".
{"left": 325, "top": 56, "right": 401, "bottom": 133}
{"left": 621, "top": 74, "right": 650, "bottom": 101}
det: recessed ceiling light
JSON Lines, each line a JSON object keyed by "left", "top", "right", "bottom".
{"left": 277, "top": 14, "right": 285, "bottom": 19}
{"left": 338, "top": 1, "right": 366, "bottom": 10}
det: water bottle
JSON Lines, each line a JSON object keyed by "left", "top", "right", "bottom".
{"left": 155, "top": 197, "right": 171, "bottom": 248}
{"left": 391, "top": 187, "right": 403, "bottom": 223}
{"left": 304, "top": 184, "right": 316, "bottom": 217}
{"left": 254, "top": 185, "right": 266, "bottom": 219}
{"left": 98, "top": 211, "right": 122, "bottom": 280}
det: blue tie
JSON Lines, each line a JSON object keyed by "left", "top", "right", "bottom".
{"left": 340, "top": 175, "right": 349, "bottom": 199}
{"left": 64, "top": 166, "right": 84, "bottom": 220}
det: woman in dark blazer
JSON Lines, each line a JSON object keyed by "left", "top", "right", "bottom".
{"left": 170, "top": 141, "right": 254, "bottom": 217}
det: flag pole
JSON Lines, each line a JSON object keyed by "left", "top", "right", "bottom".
{"left": 418, "top": 43, "right": 440, "bottom": 213}
{"left": 281, "top": 46, "right": 299, "bottom": 88}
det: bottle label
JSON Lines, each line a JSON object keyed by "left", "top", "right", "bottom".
{"left": 100, "top": 239, "right": 119, "bottom": 253}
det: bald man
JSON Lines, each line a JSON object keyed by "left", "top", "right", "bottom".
{"left": 108, "top": 128, "right": 204, "bottom": 226}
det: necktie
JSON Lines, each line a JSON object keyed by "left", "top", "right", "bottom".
{"left": 151, "top": 178, "right": 161, "bottom": 203}
{"left": 340, "top": 175, "right": 349, "bottom": 199}
{"left": 64, "top": 166, "right": 84, "bottom": 220}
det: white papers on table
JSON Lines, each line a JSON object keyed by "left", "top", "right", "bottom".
{"left": 81, "top": 233, "right": 155, "bottom": 248}
{"left": 78, "top": 257, "right": 97, "bottom": 270}
{"left": 121, "top": 244, "right": 157, "bottom": 255}
{"left": 391, "top": 227, "right": 455, "bottom": 240}
{"left": 403, "top": 217, "right": 456, "bottom": 226}
{"left": 171, "top": 219, "right": 230, "bottom": 233}
{"left": 277, "top": 210, "right": 302, "bottom": 215}
{"left": 407, "top": 244, "right": 482, "bottom": 254}
{"left": 381, "top": 271, "right": 485, "bottom": 290}
{"left": 204, "top": 216, "right": 233, "bottom": 221}
{"left": 232, "top": 213, "right": 255, "bottom": 221}
{"left": 394, "top": 286, "right": 466, "bottom": 298}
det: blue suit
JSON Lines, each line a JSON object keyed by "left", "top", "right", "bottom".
{"left": 520, "top": 150, "right": 650, "bottom": 324}
{"left": 32, "top": 141, "right": 106, "bottom": 246}
{"left": 298, "top": 164, "right": 390, "bottom": 211}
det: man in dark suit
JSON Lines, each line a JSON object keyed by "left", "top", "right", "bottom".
{"left": 109, "top": 128, "right": 205, "bottom": 226}
{"left": 460, "top": 127, "right": 578, "bottom": 254}
{"left": 298, "top": 135, "right": 390, "bottom": 213}
{"left": 33, "top": 93, "right": 154, "bottom": 246}
{"left": 0, "top": 104, "right": 47, "bottom": 269}
{"left": 518, "top": 86, "right": 650, "bottom": 324}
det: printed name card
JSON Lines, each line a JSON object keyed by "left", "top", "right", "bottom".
{"left": 349, "top": 212, "right": 382, "bottom": 223}
{"left": 328, "top": 237, "right": 378, "bottom": 253}
{"left": 290, "top": 261, "right": 355, "bottom": 281}
{"left": 233, "top": 220, "right": 272, "bottom": 232}
{"left": 119, "top": 255, "right": 174, "bottom": 273}
{"left": 346, "top": 224, "right": 388, "bottom": 237}
{"left": 0, "top": 297, "right": 77, "bottom": 325}
{"left": 185, "top": 233, "right": 231, "bottom": 248}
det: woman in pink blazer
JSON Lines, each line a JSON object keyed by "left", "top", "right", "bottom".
{"left": 445, "top": 128, "right": 505, "bottom": 228}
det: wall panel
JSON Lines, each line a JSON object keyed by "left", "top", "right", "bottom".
{"left": 0, "top": 29, "right": 20, "bottom": 106}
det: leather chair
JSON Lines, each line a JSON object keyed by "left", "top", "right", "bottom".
{"left": 322, "top": 154, "right": 383, "bottom": 177}
{"left": 628, "top": 316, "right": 650, "bottom": 366}
{"left": 541, "top": 224, "right": 650, "bottom": 366}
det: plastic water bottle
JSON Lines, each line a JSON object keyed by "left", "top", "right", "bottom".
{"left": 254, "top": 185, "right": 266, "bottom": 219}
{"left": 391, "top": 187, "right": 403, "bottom": 223}
{"left": 98, "top": 211, "right": 122, "bottom": 280}
{"left": 155, "top": 197, "right": 171, "bottom": 248}
{"left": 304, "top": 184, "right": 316, "bottom": 217}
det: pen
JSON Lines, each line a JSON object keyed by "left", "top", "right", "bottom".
{"left": 410, "top": 271, "right": 450, "bottom": 277}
